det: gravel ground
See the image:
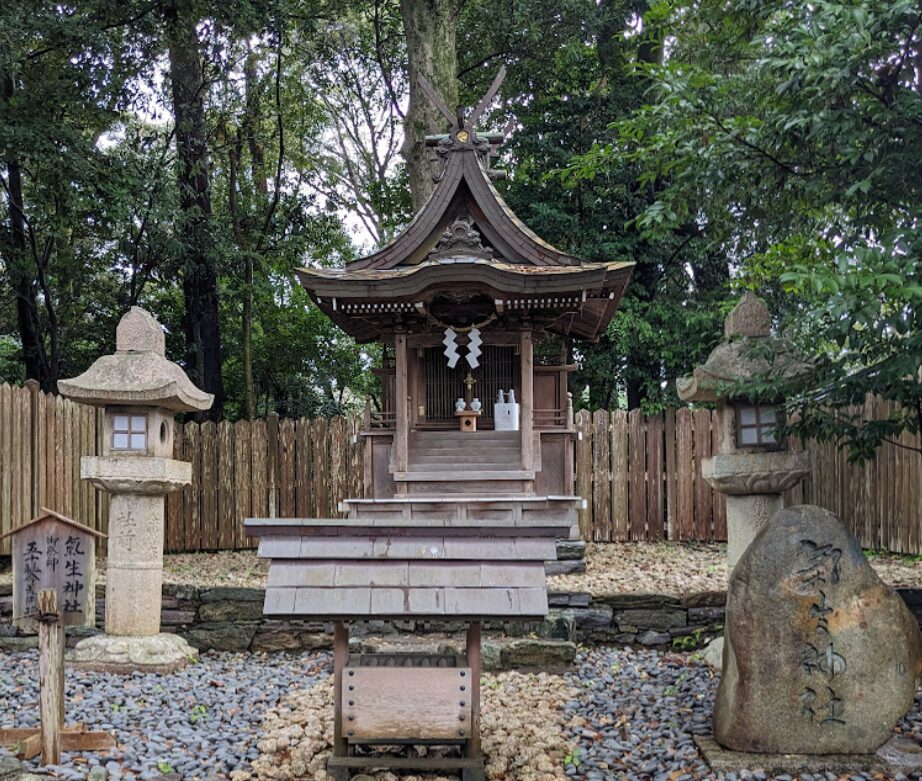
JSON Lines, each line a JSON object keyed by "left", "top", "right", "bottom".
{"left": 2, "top": 646, "right": 922, "bottom": 780}
{"left": 565, "top": 646, "right": 922, "bottom": 781}
{"left": 549, "top": 543, "right": 922, "bottom": 596}
{"left": 247, "top": 670, "right": 580, "bottom": 781}
{"left": 0, "top": 649, "right": 328, "bottom": 780}
{"left": 5, "top": 543, "right": 918, "bottom": 596}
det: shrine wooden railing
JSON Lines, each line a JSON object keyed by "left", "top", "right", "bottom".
{"left": 0, "top": 383, "right": 919, "bottom": 555}
{"left": 534, "top": 394, "right": 574, "bottom": 430}
{"left": 365, "top": 409, "right": 397, "bottom": 430}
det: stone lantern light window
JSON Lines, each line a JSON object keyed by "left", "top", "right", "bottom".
{"left": 112, "top": 413, "right": 148, "bottom": 451}
{"left": 736, "top": 404, "right": 778, "bottom": 447}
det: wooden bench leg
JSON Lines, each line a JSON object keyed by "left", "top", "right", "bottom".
{"left": 465, "top": 621, "right": 483, "bottom": 781}
{"left": 329, "top": 622, "right": 350, "bottom": 780}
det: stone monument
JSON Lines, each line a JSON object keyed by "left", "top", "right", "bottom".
{"left": 677, "top": 293, "right": 811, "bottom": 569}
{"left": 715, "top": 504, "right": 922, "bottom": 753}
{"left": 59, "top": 307, "right": 213, "bottom": 672}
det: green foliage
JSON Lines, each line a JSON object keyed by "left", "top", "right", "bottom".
{"left": 564, "top": 746, "right": 581, "bottom": 768}
{"left": 0, "top": 0, "right": 379, "bottom": 418}
{"left": 587, "top": 0, "right": 922, "bottom": 455}
{"left": 460, "top": 0, "right": 735, "bottom": 411}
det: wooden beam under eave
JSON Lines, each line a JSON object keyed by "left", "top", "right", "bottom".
{"left": 520, "top": 327, "right": 534, "bottom": 473}
{"left": 392, "top": 332, "right": 409, "bottom": 475}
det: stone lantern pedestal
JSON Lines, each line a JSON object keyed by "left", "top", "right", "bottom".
{"left": 59, "top": 307, "right": 213, "bottom": 672}
{"left": 702, "top": 451, "right": 809, "bottom": 569}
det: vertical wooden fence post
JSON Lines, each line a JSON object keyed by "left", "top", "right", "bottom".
{"left": 27, "top": 380, "right": 40, "bottom": 520}
{"left": 574, "top": 410, "right": 592, "bottom": 540}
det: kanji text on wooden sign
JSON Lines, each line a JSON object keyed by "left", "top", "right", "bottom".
{"left": 0, "top": 509, "right": 105, "bottom": 630}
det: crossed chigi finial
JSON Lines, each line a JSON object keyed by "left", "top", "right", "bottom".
{"left": 420, "top": 67, "right": 513, "bottom": 181}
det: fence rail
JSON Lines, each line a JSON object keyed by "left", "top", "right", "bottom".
{"left": 0, "top": 382, "right": 919, "bottom": 555}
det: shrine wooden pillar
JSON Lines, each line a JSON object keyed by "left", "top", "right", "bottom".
{"left": 393, "top": 331, "right": 409, "bottom": 474}
{"left": 519, "top": 327, "right": 534, "bottom": 471}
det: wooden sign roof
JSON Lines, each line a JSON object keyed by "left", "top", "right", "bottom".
{"left": 0, "top": 508, "right": 106, "bottom": 541}
{"left": 245, "top": 509, "right": 571, "bottom": 620}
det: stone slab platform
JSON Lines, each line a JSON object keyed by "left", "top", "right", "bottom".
{"left": 695, "top": 735, "right": 922, "bottom": 775}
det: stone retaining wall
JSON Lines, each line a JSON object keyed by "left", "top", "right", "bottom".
{"left": 3, "top": 583, "right": 920, "bottom": 659}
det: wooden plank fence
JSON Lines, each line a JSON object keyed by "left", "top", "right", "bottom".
{"left": 1, "top": 382, "right": 920, "bottom": 554}
{"left": 0, "top": 382, "right": 105, "bottom": 554}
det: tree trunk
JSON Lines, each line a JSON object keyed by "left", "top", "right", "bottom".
{"left": 2, "top": 72, "right": 50, "bottom": 389}
{"left": 400, "top": 0, "right": 461, "bottom": 212}
{"left": 241, "top": 51, "right": 264, "bottom": 420}
{"left": 165, "top": 0, "right": 224, "bottom": 419}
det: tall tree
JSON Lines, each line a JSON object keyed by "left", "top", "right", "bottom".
{"left": 458, "top": 0, "right": 732, "bottom": 411}
{"left": 0, "top": 1, "right": 161, "bottom": 391}
{"left": 400, "top": 0, "right": 463, "bottom": 210}
{"left": 606, "top": 0, "right": 922, "bottom": 457}
{"left": 294, "top": 5, "right": 410, "bottom": 247}
{"left": 165, "top": 0, "right": 225, "bottom": 419}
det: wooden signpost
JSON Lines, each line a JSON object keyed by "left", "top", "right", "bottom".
{"left": 0, "top": 589, "right": 115, "bottom": 764}
{"left": 0, "top": 508, "right": 104, "bottom": 630}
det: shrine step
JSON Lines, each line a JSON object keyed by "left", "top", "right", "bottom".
{"left": 409, "top": 448, "right": 520, "bottom": 458}
{"left": 343, "top": 495, "right": 580, "bottom": 524}
{"left": 411, "top": 431, "right": 519, "bottom": 441}
{"left": 406, "top": 461, "right": 520, "bottom": 471}
{"left": 394, "top": 470, "right": 535, "bottom": 482}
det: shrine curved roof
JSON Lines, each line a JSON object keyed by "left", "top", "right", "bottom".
{"left": 297, "top": 128, "right": 634, "bottom": 342}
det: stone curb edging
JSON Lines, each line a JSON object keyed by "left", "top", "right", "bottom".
{"left": 3, "top": 582, "right": 921, "bottom": 663}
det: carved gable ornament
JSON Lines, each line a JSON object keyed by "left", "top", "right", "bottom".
{"left": 428, "top": 214, "right": 493, "bottom": 261}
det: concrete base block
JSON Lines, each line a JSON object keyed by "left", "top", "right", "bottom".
{"left": 695, "top": 735, "right": 922, "bottom": 775}
{"left": 68, "top": 632, "right": 198, "bottom": 674}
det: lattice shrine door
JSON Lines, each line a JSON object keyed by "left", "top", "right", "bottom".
{"left": 421, "top": 346, "right": 516, "bottom": 429}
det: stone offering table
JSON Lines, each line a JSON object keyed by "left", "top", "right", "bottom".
{"left": 58, "top": 307, "right": 212, "bottom": 672}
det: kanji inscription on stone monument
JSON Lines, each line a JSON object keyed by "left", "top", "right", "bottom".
{"left": 1, "top": 509, "right": 104, "bottom": 630}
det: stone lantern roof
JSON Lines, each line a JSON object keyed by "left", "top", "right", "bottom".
{"left": 59, "top": 307, "right": 213, "bottom": 412}
{"left": 676, "top": 293, "right": 811, "bottom": 403}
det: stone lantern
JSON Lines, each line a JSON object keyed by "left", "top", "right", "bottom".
{"left": 59, "top": 307, "right": 213, "bottom": 672}
{"left": 677, "top": 293, "right": 811, "bottom": 570}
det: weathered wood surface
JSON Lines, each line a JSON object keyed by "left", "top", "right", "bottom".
{"left": 343, "top": 667, "right": 472, "bottom": 741}
{"left": 0, "top": 728, "right": 116, "bottom": 761}
{"left": 258, "top": 535, "right": 556, "bottom": 561}
{"left": 2, "top": 385, "right": 921, "bottom": 553}
{"left": 0, "top": 588, "right": 115, "bottom": 764}
{"left": 37, "top": 589, "right": 63, "bottom": 765}
{"left": 4, "top": 512, "right": 101, "bottom": 629}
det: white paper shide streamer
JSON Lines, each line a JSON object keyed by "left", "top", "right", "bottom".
{"left": 466, "top": 327, "right": 482, "bottom": 369}
{"left": 443, "top": 328, "right": 460, "bottom": 368}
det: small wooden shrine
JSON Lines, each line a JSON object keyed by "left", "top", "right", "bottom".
{"left": 247, "top": 74, "right": 633, "bottom": 780}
